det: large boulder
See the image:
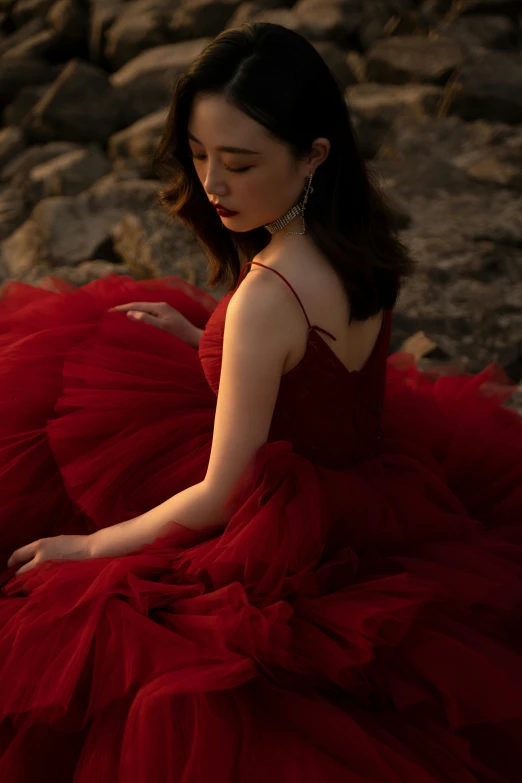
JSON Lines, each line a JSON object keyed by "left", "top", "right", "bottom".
{"left": 23, "top": 259, "right": 131, "bottom": 287}
{"left": 366, "top": 35, "right": 464, "bottom": 85}
{"left": 11, "top": 0, "right": 54, "bottom": 27}
{"left": 441, "top": 14, "right": 518, "bottom": 54}
{"left": 458, "top": 0, "right": 521, "bottom": 13}
{"left": 170, "top": 0, "right": 242, "bottom": 40}
{"left": 0, "top": 15, "right": 45, "bottom": 57}
{"left": 449, "top": 52, "right": 522, "bottom": 125}
{"left": 24, "top": 145, "right": 113, "bottom": 202}
{"left": 111, "top": 209, "right": 209, "bottom": 283}
{"left": 2, "top": 84, "right": 49, "bottom": 127}
{"left": 0, "top": 57, "right": 61, "bottom": 106}
{"left": 45, "top": 0, "right": 91, "bottom": 60}
{"left": 1, "top": 29, "right": 60, "bottom": 61}
{"left": 23, "top": 59, "right": 130, "bottom": 143}
{"left": 110, "top": 39, "right": 212, "bottom": 120}
{"left": 347, "top": 83, "right": 442, "bottom": 123}
{"left": 0, "top": 126, "right": 25, "bottom": 170}
{"left": 108, "top": 107, "right": 168, "bottom": 176}
{"left": 292, "top": 0, "right": 360, "bottom": 46}
{"left": 0, "top": 174, "right": 160, "bottom": 276}
{"left": 229, "top": 6, "right": 301, "bottom": 31}
{"left": 0, "top": 184, "right": 30, "bottom": 242}
{"left": 89, "top": 0, "right": 123, "bottom": 67}
{"left": 104, "top": 0, "right": 177, "bottom": 71}
{"left": 1, "top": 139, "right": 80, "bottom": 184}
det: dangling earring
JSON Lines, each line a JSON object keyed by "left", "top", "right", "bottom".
{"left": 263, "top": 171, "right": 315, "bottom": 237}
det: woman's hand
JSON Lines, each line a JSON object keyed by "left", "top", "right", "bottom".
{"left": 7, "top": 535, "right": 92, "bottom": 576}
{"left": 108, "top": 301, "right": 201, "bottom": 346}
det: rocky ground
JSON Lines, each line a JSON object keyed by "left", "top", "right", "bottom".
{"left": 0, "top": 0, "right": 521, "bottom": 410}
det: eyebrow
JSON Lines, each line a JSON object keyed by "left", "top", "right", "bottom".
{"left": 188, "top": 131, "right": 261, "bottom": 155}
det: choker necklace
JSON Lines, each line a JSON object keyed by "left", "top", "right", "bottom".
{"left": 263, "top": 173, "right": 314, "bottom": 237}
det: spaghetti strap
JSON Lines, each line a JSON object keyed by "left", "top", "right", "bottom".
{"left": 237, "top": 261, "right": 337, "bottom": 341}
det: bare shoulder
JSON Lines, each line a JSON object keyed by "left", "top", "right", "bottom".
{"left": 223, "top": 263, "right": 294, "bottom": 372}
{"left": 226, "top": 260, "right": 297, "bottom": 341}
{"left": 241, "top": 246, "right": 384, "bottom": 375}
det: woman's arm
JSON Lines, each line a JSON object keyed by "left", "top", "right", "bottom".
{"left": 187, "top": 326, "right": 203, "bottom": 349}
{"left": 89, "top": 272, "right": 289, "bottom": 561}
{"left": 88, "top": 481, "right": 225, "bottom": 559}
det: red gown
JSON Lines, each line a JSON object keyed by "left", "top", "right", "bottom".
{"left": 0, "top": 261, "right": 521, "bottom": 782}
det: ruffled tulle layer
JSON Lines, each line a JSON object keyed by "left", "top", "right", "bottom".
{"left": 0, "top": 273, "right": 521, "bottom": 782}
{"left": 0, "top": 273, "right": 218, "bottom": 566}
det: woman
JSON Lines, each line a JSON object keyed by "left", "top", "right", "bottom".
{"left": 0, "top": 22, "right": 521, "bottom": 783}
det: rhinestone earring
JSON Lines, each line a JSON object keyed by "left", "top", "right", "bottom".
{"left": 264, "top": 171, "right": 315, "bottom": 237}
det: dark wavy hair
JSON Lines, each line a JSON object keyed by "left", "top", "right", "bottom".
{"left": 153, "top": 22, "right": 415, "bottom": 321}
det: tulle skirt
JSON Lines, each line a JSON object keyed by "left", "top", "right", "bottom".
{"left": 0, "top": 273, "right": 521, "bottom": 783}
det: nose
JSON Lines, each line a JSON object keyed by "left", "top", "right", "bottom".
{"left": 201, "top": 160, "right": 228, "bottom": 199}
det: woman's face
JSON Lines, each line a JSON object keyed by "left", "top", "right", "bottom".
{"left": 187, "top": 93, "right": 329, "bottom": 233}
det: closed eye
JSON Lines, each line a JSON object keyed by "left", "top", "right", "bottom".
{"left": 190, "top": 154, "right": 252, "bottom": 173}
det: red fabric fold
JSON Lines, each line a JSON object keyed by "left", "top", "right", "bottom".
{"left": 0, "top": 272, "right": 521, "bottom": 782}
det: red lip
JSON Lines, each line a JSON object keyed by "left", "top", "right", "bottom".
{"left": 213, "top": 203, "right": 238, "bottom": 216}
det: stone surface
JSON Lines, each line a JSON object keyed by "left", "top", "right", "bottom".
{"left": 24, "top": 59, "right": 129, "bottom": 143}
{"left": 366, "top": 35, "right": 464, "bottom": 85}
{"left": 0, "top": 0, "right": 520, "bottom": 384}
{"left": 110, "top": 39, "right": 212, "bottom": 120}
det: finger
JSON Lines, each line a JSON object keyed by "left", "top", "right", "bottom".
{"left": 125, "top": 311, "right": 162, "bottom": 327}
{"left": 15, "top": 559, "right": 37, "bottom": 576}
{"left": 7, "top": 541, "right": 39, "bottom": 568}
{"left": 108, "top": 302, "right": 164, "bottom": 315}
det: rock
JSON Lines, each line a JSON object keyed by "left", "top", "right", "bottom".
{"left": 2, "top": 29, "right": 60, "bottom": 61}
{"left": 359, "top": 0, "right": 430, "bottom": 50}
{"left": 393, "top": 186, "right": 522, "bottom": 373}
{"left": 224, "top": 2, "right": 272, "bottom": 28}
{"left": 449, "top": 52, "right": 522, "bottom": 125}
{"left": 111, "top": 208, "right": 210, "bottom": 283}
{"left": 0, "top": 15, "right": 45, "bottom": 57}
{"left": 108, "top": 107, "right": 168, "bottom": 176}
{"left": 24, "top": 59, "right": 130, "bottom": 143}
{"left": 0, "top": 184, "right": 30, "bottom": 241}
{"left": 236, "top": 7, "right": 301, "bottom": 31}
{"left": 0, "top": 57, "right": 61, "bottom": 106}
{"left": 366, "top": 35, "right": 464, "bottom": 85}
{"left": 45, "top": 0, "right": 90, "bottom": 60}
{"left": 24, "top": 259, "right": 131, "bottom": 287}
{"left": 312, "top": 41, "right": 359, "bottom": 88}
{"left": 0, "top": 175, "right": 160, "bottom": 275}
{"left": 89, "top": 0, "right": 123, "bottom": 67}
{"left": 2, "top": 84, "right": 49, "bottom": 126}
{"left": 170, "top": 0, "right": 241, "bottom": 41}
{"left": 11, "top": 0, "right": 54, "bottom": 27}
{"left": 110, "top": 39, "right": 212, "bottom": 120}
{"left": 0, "top": 215, "right": 43, "bottom": 277}
{"left": 24, "top": 145, "right": 113, "bottom": 202}
{"left": 293, "top": 0, "right": 360, "bottom": 46}
{"left": 104, "top": 0, "right": 177, "bottom": 71}
{"left": 85, "top": 170, "right": 161, "bottom": 212}
{"left": 348, "top": 84, "right": 443, "bottom": 159}
{"left": 347, "top": 82, "right": 442, "bottom": 123}
{"left": 1, "top": 139, "right": 80, "bottom": 184}
{"left": 458, "top": 0, "right": 521, "bottom": 13}
{"left": 453, "top": 148, "right": 522, "bottom": 191}
{"left": 0, "top": 126, "right": 25, "bottom": 170}
{"left": 372, "top": 114, "right": 510, "bottom": 197}
{"left": 440, "top": 14, "right": 518, "bottom": 53}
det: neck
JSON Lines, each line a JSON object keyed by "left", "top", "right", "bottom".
{"left": 264, "top": 213, "right": 306, "bottom": 250}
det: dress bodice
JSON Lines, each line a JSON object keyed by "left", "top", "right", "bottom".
{"left": 199, "top": 261, "right": 392, "bottom": 469}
